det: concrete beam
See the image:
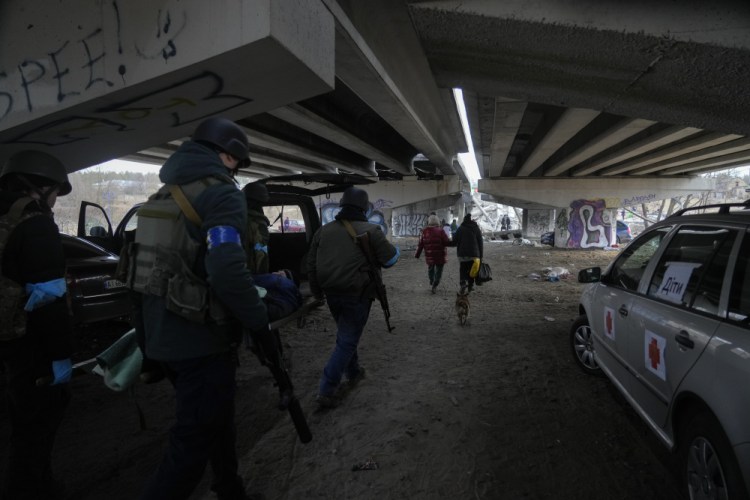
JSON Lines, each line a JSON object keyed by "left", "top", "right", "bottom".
{"left": 268, "top": 104, "right": 414, "bottom": 175}
{"left": 628, "top": 137, "right": 750, "bottom": 175}
{"left": 488, "top": 99, "right": 526, "bottom": 178}
{"left": 479, "top": 176, "right": 714, "bottom": 210}
{"left": 324, "top": 0, "right": 464, "bottom": 174}
{"left": 0, "top": 0, "right": 335, "bottom": 171}
{"left": 572, "top": 125, "right": 703, "bottom": 176}
{"left": 598, "top": 132, "right": 742, "bottom": 176}
{"left": 517, "top": 107, "right": 599, "bottom": 176}
{"left": 543, "top": 118, "right": 656, "bottom": 176}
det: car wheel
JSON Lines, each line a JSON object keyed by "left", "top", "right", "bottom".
{"left": 680, "top": 411, "right": 749, "bottom": 500}
{"left": 569, "top": 315, "right": 603, "bottom": 377}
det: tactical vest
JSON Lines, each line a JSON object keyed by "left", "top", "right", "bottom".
{"left": 244, "top": 210, "right": 269, "bottom": 274}
{"left": 125, "top": 176, "right": 232, "bottom": 325}
{"left": 0, "top": 197, "right": 45, "bottom": 341}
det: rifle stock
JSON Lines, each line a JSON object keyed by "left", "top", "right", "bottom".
{"left": 355, "top": 232, "right": 395, "bottom": 332}
{"left": 245, "top": 328, "right": 312, "bottom": 443}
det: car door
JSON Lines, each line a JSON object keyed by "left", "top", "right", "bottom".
{"left": 626, "top": 224, "right": 739, "bottom": 429}
{"left": 590, "top": 226, "right": 671, "bottom": 387}
{"left": 78, "top": 201, "right": 141, "bottom": 255}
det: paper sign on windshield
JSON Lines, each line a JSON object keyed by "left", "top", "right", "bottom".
{"left": 655, "top": 261, "right": 702, "bottom": 304}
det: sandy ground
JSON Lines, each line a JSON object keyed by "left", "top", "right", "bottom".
{"left": 0, "top": 240, "right": 687, "bottom": 500}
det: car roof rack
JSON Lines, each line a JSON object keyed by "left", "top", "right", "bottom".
{"left": 668, "top": 198, "right": 750, "bottom": 218}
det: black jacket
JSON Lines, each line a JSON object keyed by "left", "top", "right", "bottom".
{"left": 0, "top": 192, "right": 72, "bottom": 362}
{"left": 454, "top": 220, "right": 483, "bottom": 259}
{"left": 135, "top": 141, "right": 269, "bottom": 361}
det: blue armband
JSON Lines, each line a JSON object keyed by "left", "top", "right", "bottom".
{"left": 24, "top": 278, "right": 67, "bottom": 311}
{"left": 253, "top": 242, "right": 268, "bottom": 254}
{"left": 206, "top": 226, "right": 241, "bottom": 250}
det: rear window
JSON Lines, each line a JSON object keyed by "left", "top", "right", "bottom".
{"left": 264, "top": 205, "right": 307, "bottom": 233}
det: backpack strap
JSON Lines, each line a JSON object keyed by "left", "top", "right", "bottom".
{"left": 167, "top": 185, "right": 202, "bottom": 226}
{"left": 340, "top": 219, "right": 358, "bottom": 243}
{"left": 8, "top": 196, "right": 36, "bottom": 222}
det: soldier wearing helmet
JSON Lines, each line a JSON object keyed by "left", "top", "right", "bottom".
{"left": 307, "top": 186, "right": 400, "bottom": 409}
{"left": 132, "top": 117, "right": 269, "bottom": 499}
{"left": 0, "top": 150, "right": 74, "bottom": 499}
{"left": 241, "top": 180, "right": 271, "bottom": 274}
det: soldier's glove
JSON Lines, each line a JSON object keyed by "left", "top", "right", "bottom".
{"left": 51, "top": 358, "right": 73, "bottom": 385}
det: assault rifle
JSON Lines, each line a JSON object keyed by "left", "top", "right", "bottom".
{"left": 354, "top": 231, "right": 395, "bottom": 333}
{"left": 245, "top": 327, "right": 312, "bottom": 443}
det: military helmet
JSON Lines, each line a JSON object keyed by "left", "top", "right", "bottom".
{"left": 192, "top": 117, "right": 250, "bottom": 162}
{"left": 339, "top": 186, "right": 369, "bottom": 212}
{"left": 0, "top": 150, "right": 72, "bottom": 196}
{"left": 242, "top": 181, "right": 269, "bottom": 204}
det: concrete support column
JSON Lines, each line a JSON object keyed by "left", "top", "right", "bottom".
{"left": 522, "top": 208, "right": 555, "bottom": 239}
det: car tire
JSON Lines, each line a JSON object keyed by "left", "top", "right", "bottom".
{"left": 679, "top": 410, "right": 750, "bottom": 500}
{"left": 569, "top": 315, "right": 604, "bottom": 377}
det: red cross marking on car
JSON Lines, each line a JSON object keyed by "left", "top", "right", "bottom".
{"left": 648, "top": 338, "right": 661, "bottom": 370}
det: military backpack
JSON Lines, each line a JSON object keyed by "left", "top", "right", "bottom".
{"left": 0, "top": 197, "right": 46, "bottom": 341}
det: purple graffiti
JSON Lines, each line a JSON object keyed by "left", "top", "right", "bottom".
{"left": 568, "top": 199, "right": 609, "bottom": 249}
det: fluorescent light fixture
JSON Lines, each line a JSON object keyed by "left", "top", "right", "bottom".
{"left": 453, "top": 88, "right": 481, "bottom": 184}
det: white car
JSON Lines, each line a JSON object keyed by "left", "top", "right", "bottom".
{"left": 570, "top": 200, "right": 750, "bottom": 500}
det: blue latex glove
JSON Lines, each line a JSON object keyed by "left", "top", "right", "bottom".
{"left": 51, "top": 358, "right": 73, "bottom": 385}
{"left": 24, "top": 278, "right": 67, "bottom": 311}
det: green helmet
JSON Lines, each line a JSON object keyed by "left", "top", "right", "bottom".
{"left": 339, "top": 186, "right": 369, "bottom": 212}
{"left": 192, "top": 117, "right": 250, "bottom": 162}
{"left": 0, "top": 150, "right": 72, "bottom": 196}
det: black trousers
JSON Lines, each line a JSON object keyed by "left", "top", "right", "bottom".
{"left": 2, "top": 343, "right": 70, "bottom": 500}
{"left": 140, "top": 351, "right": 243, "bottom": 500}
{"left": 459, "top": 260, "right": 477, "bottom": 289}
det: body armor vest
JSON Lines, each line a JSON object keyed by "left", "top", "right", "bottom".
{"left": 125, "top": 176, "right": 231, "bottom": 324}
{"left": 0, "top": 197, "right": 45, "bottom": 341}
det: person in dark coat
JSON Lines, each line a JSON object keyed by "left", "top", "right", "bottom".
{"left": 133, "top": 117, "right": 270, "bottom": 500}
{"left": 307, "top": 186, "right": 399, "bottom": 409}
{"left": 453, "top": 213, "right": 483, "bottom": 293}
{"left": 415, "top": 214, "right": 450, "bottom": 293}
{"left": 0, "top": 150, "right": 74, "bottom": 500}
{"left": 242, "top": 181, "right": 271, "bottom": 274}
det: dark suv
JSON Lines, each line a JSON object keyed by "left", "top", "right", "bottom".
{"left": 570, "top": 200, "right": 750, "bottom": 500}
{"left": 78, "top": 173, "right": 374, "bottom": 299}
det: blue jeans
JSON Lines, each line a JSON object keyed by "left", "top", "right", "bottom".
{"left": 428, "top": 264, "right": 444, "bottom": 286}
{"left": 319, "top": 294, "right": 373, "bottom": 397}
{"left": 141, "top": 351, "right": 242, "bottom": 500}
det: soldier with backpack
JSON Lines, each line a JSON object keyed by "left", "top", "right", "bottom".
{"left": 128, "top": 117, "right": 271, "bottom": 500}
{"left": 242, "top": 181, "right": 271, "bottom": 275}
{"left": 0, "top": 150, "right": 74, "bottom": 500}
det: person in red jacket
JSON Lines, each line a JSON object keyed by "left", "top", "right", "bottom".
{"left": 415, "top": 214, "right": 451, "bottom": 293}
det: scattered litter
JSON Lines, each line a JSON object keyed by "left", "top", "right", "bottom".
{"left": 544, "top": 316, "right": 555, "bottom": 322}
{"left": 547, "top": 275, "right": 560, "bottom": 282}
{"left": 528, "top": 273, "right": 541, "bottom": 281}
{"left": 543, "top": 267, "right": 570, "bottom": 279}
{"left": 352, "top": 458, "right": 379, "bottom": 471}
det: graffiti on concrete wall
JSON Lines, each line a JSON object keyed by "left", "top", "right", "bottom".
{"left": 622, "top": 193, "right": 656, "bottom": 206}
{"left": 319, "top": 197, "right": 392, "bottom": 235}
{"left": 391, "top": 213, "right": 429, "bottom": 237}
{"left": 555, "top": 209, "right": 570, "bottom": 247}
{"left": 1, "top": 0, "right": 191, "bottom": 124}
{"left": 568, "top": 199, "right": 611, "bottom": 249}
{"left": 527, "top": 211, "right": 551, "bottom": 236}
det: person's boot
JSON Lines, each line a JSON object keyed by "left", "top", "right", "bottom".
{"left": 431, "top": 283, "right": 438, "bottom": 294}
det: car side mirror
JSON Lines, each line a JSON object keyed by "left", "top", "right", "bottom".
{"left": 578, "top": 267, "right": 601, "bottom": 283}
